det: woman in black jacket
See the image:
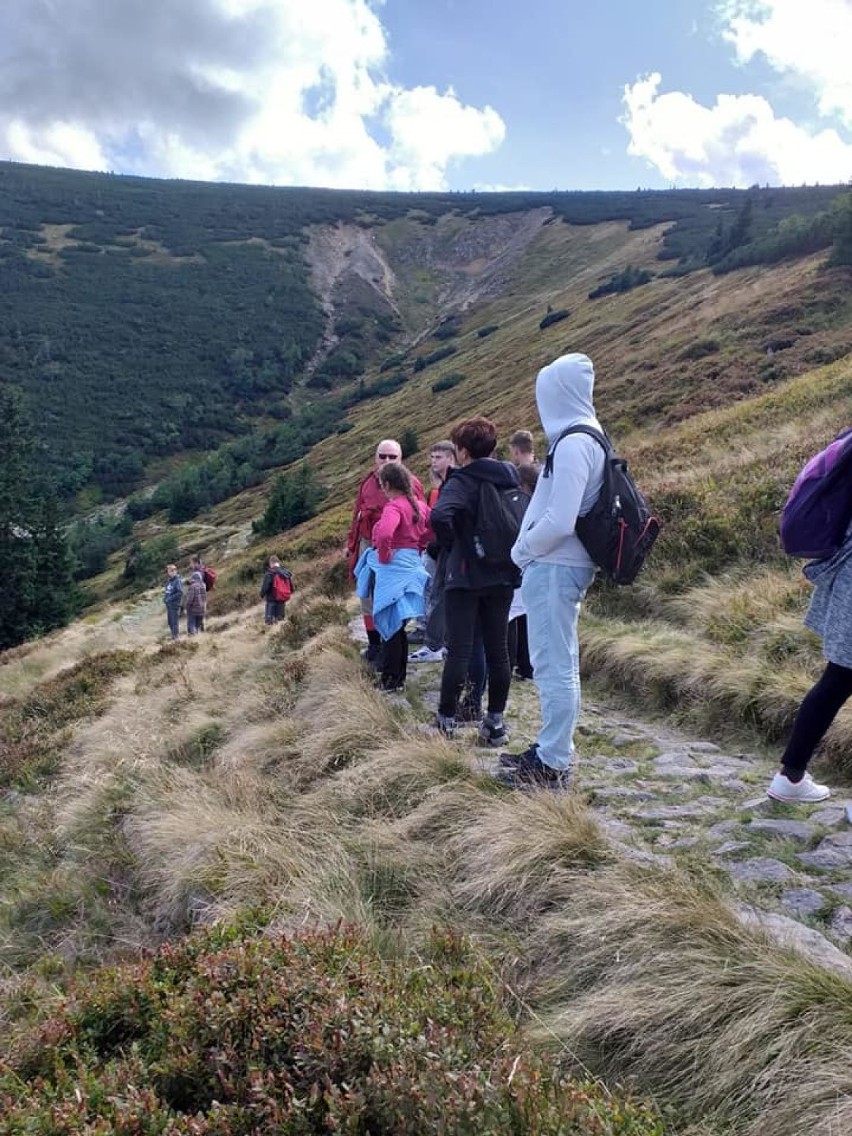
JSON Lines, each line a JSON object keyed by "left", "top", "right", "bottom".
{"left": 430, "top": 416, "right": 520, "bottom": 745}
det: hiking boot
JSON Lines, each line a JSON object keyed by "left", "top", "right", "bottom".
{"left": 497, "top": 745, "right": 569, "bottom": 789}
{"left": 408, "top": 646, "right": 446, "bottom": 663}
{"left": 477, "top": 719, "right": 509, "bottom": 748}
{"left": 498, "top": 743, "right": 537, "bottom": 769}
{"left": 767, "top": 770, "right": 831, "bottom": 803}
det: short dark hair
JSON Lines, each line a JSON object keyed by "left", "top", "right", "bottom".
{"left": 508, "top": 429, "right": 534, "bottom": 454}
{"left": 450, "top": 416, "right": 497, "bottom": 460}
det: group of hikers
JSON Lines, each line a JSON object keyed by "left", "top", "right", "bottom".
{"left": 161, "top": 556, "right": 215, "bottom": 639}
{"left": 345, "top": 349, "right": 851, "bottom": 804}
{"left": 345, "top": 351, "right": 608, "bottom": 789}
{"left": 164, "top": 348, "right": 852, "bottom": 807}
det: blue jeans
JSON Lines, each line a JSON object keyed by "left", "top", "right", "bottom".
{"left": 265, "top": 600, "right": 285, "bottom": 624}
{"left": 166, "top": 604, "right": 181, "bottom": 639}
{"left": 187, "top": 614, "right": 204, "bottom": 635}
{"left": 521, "top": 561, "right": 595, "bottom": 771}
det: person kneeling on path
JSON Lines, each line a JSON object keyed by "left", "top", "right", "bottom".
{"left": 260, "top": 556, "right": 294, "bottom": 625}
{"left": 430, "top": 416, "right": 519, "bottom": 746}
{"left": 353, "top": 462, "right": 430, "bottom": 692}
{"left": 501, "top": 353, "right": 605, "bottom": 788}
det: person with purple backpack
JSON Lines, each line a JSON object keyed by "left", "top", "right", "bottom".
{"left": 768, "top": 430, "right": 852, "bottom": 803}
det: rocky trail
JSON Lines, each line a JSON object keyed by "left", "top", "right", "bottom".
{"left": 352, "top": 616, "right": 852, "bottom": 977}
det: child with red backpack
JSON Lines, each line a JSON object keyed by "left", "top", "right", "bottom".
{"left": 260, "top": 556, "right": 294, "bottom": 625}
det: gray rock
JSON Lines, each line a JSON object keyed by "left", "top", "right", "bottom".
{"left": 652, "top": 766, "right": 712, "bottom": 781}
{"left": 829, "top": 883, "right": 852, "bottom": 902}
{"left": 604, "top": 757, "right": 640, "bottom": 774}
{"left": 611, "top": 733, "right": 647, "bottom": 748}
{"left": 712, "top": 841, "right": 753, "bottom": 857}
{"left": 780, "top": 888, "right": 826, "bottom": 918}
{"left": 829, "top": 905, "right": 852, "bottom": 943}
{"left": 726, "top": 858, "right": 793, "bottom": 883}
{"left": 687, "top": 741, "right": 722, "bottom": 754}
{"left": 748, "top": 819, "right": 815, "bottom": 844}
{"left": 742, "top": 796, "right": 772, "bottom": 812}
{"left": 708, "top": 820, "right": 740, "bottom": 839}
{"left": 798, "top": 831, "right": 852, "bottom": 871}
{"left": 654, "top": 751, "right": 697, "bottom": 767}
{"left": 593, "top": 786, "right": 656, "bottom": 802}
{"left": 736, "top": 906, "right": 852, "bottom": 977}
{"left": 721, "top": 779, "right": 751, "bottom": 793}
{"left": 639, "top": 804, "right": 718, "bottom": 821}
{"left": 809, "top": 805, "right": 849, "bottom": 828}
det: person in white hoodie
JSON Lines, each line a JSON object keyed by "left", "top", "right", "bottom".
{"left": 501, "top": 353, "right": 605, "bottom": 787}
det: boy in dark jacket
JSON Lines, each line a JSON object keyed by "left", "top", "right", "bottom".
{"left": 260, "top": 556, "right": 293, "bottom": 624}
{"left": 163, "top": 564, "right": 183, "bottom": 639}
{"left": 430, "top": 416, "right": 520, "bottom": 745}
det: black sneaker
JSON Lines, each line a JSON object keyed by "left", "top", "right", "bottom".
{"left": 498, "top": 743, "right": 537, "bottom": 769}
{"left": 497, "top": 746, "right": 568, "bottom": 789}
{"left": 477, "top": 719, "right": 509, "bottom": 748}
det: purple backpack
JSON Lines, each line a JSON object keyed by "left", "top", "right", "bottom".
{"left": 780, "top": 429, "right": 852, "bottom": 559}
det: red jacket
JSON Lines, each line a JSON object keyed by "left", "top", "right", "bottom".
{"left": 347, "top": 469, "right": 425, "bottom": 572}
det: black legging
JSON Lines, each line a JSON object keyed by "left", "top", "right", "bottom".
{"left": 439, "top": 586, "right": 513, "bottom": 718}
{"left": 781, "top": 661, "right": 852, "bottom": 779}
{"left": 381, "top": 626, "right": 408, "bottom": 690}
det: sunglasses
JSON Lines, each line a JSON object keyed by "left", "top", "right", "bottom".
{"left": 377, "top": 453, "right": 399, "bottom": 460}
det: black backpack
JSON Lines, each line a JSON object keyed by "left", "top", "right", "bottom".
{"left": 472, "top": 481, "right": 529, "bottom": 571}
{"left": 543, "top": 426, "right": 660, "bottom": 585}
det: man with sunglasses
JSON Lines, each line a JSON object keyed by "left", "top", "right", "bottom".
{"left": 347, "top": 439, "right": 425, "bottom": 665}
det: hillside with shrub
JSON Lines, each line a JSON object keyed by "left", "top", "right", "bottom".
{"left": 2, "top": 161, "right": 852, "bottom": 1132}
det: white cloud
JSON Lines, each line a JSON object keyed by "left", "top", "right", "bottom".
{"left": 0, "top": 0, "right": 505, "bottom": 190}
{"left": 722, "top": 0, "right": 852, "bottom": 127}
{"left": 621, "top": 1, "right": 852, "bottom": 187}
{"left": 622, "top": 73, "right": 852, "bottom": 187}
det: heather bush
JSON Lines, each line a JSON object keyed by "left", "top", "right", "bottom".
{"left": 0, "top": 924, "right": 663, "bottom": 1135}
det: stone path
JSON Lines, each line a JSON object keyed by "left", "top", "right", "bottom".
{"left": 351, "top": 617, "right": 852, "bottom": 971}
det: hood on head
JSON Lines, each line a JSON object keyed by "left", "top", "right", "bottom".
{"left": 191, "top": 571, "right": 203, "bottom": 582}
{"left": 535, "top": 353, "right": 598, "bottom": 443}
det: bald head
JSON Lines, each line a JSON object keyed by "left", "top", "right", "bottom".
{"left": 374, "top": 438, "right": 402, "bottom": 470}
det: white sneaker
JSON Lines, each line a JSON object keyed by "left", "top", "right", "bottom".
{"left": 767, "top": 770, "right": 831, "bottom": 803}
{"left": 408, "top": 646, "right": 446, "bottom": 663}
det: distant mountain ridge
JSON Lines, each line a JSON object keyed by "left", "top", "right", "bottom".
{"left": 0, "top": 159, "right": 847, "bottom": 510}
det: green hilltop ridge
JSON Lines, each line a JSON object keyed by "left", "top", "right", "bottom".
{"left": 2, "top": 161, "right": 852, "bottom": 1132}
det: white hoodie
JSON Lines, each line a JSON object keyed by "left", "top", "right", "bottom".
{"left": 511, "top": 353, "right": 605, "bottom": 570}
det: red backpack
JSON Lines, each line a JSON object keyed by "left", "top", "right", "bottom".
{"left": 201, "top": 566, "right": 217, "bottom": 591}
{"left": 270, "top": 570, "right": 292, "bottom": 602}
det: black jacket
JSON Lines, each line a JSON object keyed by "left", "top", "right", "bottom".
{"left": 430, "top": 459, "right": 520, "bottom": 590}
{"left": 260, "top": 566, "right": 293, "bottom": 600}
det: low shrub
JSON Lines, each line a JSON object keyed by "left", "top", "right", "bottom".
{"left": 431, "top": 371, "right": 466, "bottom": 393}
{"left": 0, "top": 650, "right": 139, "bottom": 788}
{"left": 477, "top": 324, "right": 499, "bottom": 338}
{"left": 539, "top": 309, "right": 570, "bottom": 330}
{"left": 0, "top": 924, "right": 663, "bottom": 1135}
{"left": 413, "top": 344, "right": 458, "bottom": 372}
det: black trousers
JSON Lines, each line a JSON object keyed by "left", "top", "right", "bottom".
{"left": 508, "top": 613, "right": 533, "bottom": 679}
{"left": 439, "top": 586, "right": 513, "bottom": 718}
{"left": 781, "top": 661, "right": 852, "bottom": 778}
{"left": 381, "top": 626, "right": 408, "bottom": 690}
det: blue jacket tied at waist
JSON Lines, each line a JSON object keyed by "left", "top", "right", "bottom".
{"left": 354, "top": 547, "right": 428, "bottom": 640}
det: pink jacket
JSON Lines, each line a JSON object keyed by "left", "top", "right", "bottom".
{"left": 372, "top": 496, "right": 431, "bottom": 563}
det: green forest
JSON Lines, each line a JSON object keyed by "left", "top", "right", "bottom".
{"left": 1, "top": 160, "right": 848, "bottom": 508}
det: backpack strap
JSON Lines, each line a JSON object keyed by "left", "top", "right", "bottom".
{"left": 543, "top": 425, "right": 611, "bottom": 479}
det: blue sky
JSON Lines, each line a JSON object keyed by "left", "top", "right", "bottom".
{"left": 0, "top": 0, "right": 849, "bottom": 191}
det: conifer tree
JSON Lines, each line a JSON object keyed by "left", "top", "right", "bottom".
{"left": 0, "top": 386, "right": 78, "bottom": 649}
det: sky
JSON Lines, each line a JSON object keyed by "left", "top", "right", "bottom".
{"left": 0, "top": 0, "right": 850, "bottom": 193}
